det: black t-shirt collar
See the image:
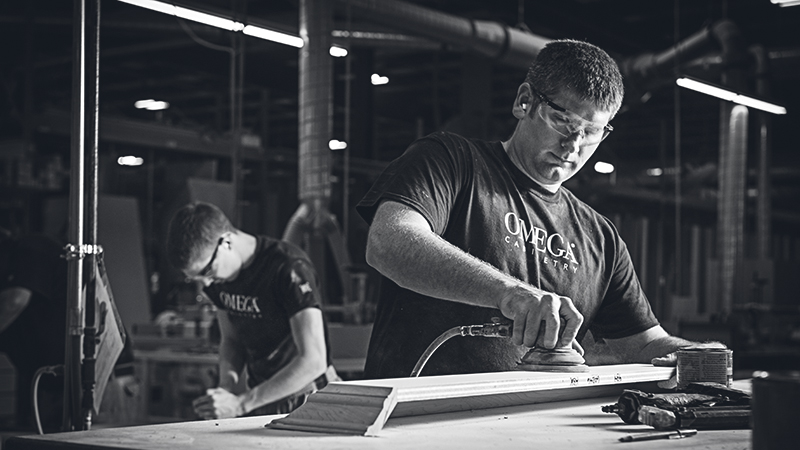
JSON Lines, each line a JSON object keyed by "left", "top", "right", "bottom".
{"left": 493, "top": 141, "right": 561, "bottom": 202}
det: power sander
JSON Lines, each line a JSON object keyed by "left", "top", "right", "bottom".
{"left": 517, "top": 346, "right": 589, "bottom": 373}
{"left": 410, "top": 320, "right": 589, "bottom": 377}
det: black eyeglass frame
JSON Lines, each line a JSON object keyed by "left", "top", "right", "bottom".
{"left": 530, "top": 87, "right": 614, "bottom": 136}
{"left": 197, "top": 236, "right": 225, "bottom": 278}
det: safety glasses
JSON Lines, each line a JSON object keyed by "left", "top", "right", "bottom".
{"left": 197, "top": 236, "right": 225, "bottom": 279}
{"left": 531, "top": 87, "right": 613, "bottom": 146}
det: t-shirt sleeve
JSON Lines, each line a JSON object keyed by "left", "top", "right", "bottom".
{"left": 356, "top": 133, "right": 464, "bottom": 235}
{"left": 10, "top": 236, "right": 65, "bottom": 301}
{"left": 275, "top": 258, "right": 323, "bottom": 317}
{"left": 589, "top": 222, "right": 660, "bottom": 340}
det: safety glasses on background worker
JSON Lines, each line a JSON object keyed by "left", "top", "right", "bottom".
{"left": 185, "top": 236, "right": 225, "bottom": 283}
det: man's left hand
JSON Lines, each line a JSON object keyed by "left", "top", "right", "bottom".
{"left": 192, "top": 387, "right": 245, "bottom": 419}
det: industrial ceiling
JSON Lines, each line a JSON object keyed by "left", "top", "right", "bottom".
{"left": 1, "top": 0, "right": 799, "bottom": 229}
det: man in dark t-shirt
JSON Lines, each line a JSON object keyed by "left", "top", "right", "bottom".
{"left": 357, "top": 39, "right": 723, "bottom": 379}
{"left": 0, "top": 234, "right": 67, "bottom": 431}
{"left": 167, "top": 202, "right": 339, "bottom": 418}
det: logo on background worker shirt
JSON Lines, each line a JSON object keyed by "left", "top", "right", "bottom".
{"left": 291, "top": 269, "right": 313, "bottom": 295}
{"left": 219, "top": 291, "right": 262, "bottom": 316}
{"left": 502, "top": 212, "right": 579, "bottom": 273}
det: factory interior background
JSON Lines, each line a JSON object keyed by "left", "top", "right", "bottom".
{"left": 1, "top": 0, "right": 799, "bottom": 429}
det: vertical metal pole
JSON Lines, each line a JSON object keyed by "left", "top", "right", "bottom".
{"left": 343, "top": 3, "right": 352, "bottom": 249}
{"left": 229, "top": 35, "right": 240, "bottom": 227}
{"left": 64, "top": 0, "right": 86, "bottom": 432}
{"left": 673, "top": 0, "right": 682, "bottom": 297}
{"left": 80, "top": 0, "right": 101, "bottom": 431}
{"left": 752, "top": 46, "right": 772, "bottom": 263}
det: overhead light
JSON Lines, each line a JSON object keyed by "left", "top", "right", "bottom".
{"left": 119, "top": 0, "right": 241, "bottom": 31}
{"left": 329, "top": 139, "right": 347, "bottom": 150}
{"left": 646, "top": 168, "right": 663, "bottom": 177}
{"left": 371, "top": 73, "right": 389, "bottom": 85}
{"left": 117, "top": 156, "right": 144, "bottom": 166}
{"left": 118, "top": 0, "right": 303, "bottom": 48}
{"left": 243, "top": 25, "right": 303, "bottom": 48}
{"left": 134, "top": 99, "right": 170, "bottom": 110}
{"left": 329, "top": 45, "right": 348, "bottom": 57}
{"left": 594, "top": 161, "right": 615, "bottom": 174}
{"left": 676, "top": 76, "right": 787, "bottom": 115}
{"left": 117, "top": 0, "right": 176, "bottom": 15}
{"left": 174, "top": 6, "right": 243, "bottom": 31}
{"left": 771, "top": 0, "right": 800, "bottom": 7}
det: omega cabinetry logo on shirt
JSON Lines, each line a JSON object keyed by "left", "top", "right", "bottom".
{"left": 219, "top": 292, "right": 262, "bottom": 314}
{"left": 503, "top": 212, "right": 579, "bottom": 273}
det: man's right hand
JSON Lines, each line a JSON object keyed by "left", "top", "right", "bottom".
{"left": 498, "top": 286, "right": 584, "bottom": 349}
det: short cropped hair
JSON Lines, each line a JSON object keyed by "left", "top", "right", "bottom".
{"left": 525, "top": 39, "right": 624, "bottom": 117}
{"left": 166, "top": 201, "right": 233, "bottom": 271}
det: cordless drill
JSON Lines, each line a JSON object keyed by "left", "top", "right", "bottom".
{"left": 602, "top": 382, "right": 751, "bottom": 430}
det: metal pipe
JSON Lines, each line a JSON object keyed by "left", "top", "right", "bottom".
{"left": 80, "top": 0, "right": 101, "bottom": 430}
{"left": 298, "top": 0, "right": 333, "bottom": 207}
{"left": 751, "top": 45, "right": 772, "bottom": 262}
{"left": 64, "top": 0, "right": 86, "bottom": 432}
{"left": 618, "top": 19, "right": 748, "bottom": 104}
{"left": 718, "top": 105, "right": 748, "bottom": 315}
{"left": 343, "top": 3, "right": 352, "bottom": 250}
{"left": 337, "top": 0, "right": 550, "bottom": 68}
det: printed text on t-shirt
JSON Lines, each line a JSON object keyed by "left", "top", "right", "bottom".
{"left": 219, "top": 292, "right": 262, "bottom": 315}
{"left": 503, "top": 212, "right": 579, "bottom": 273}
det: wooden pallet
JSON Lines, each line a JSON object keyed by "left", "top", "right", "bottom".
{"left": 267, "top": 363, "right": 674, "bottom": 435}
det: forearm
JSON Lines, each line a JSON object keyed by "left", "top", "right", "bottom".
{"left": 238, "top": 353, "right": 326, "bottom": 414}
{"left": 217, "top": 338, "right": 246, "bottom": 392}
{"left": 366, "top": 200, "right": 584, "bottom": 348}
{"left": 0, "top": 288, "right": 32, "bottom": 333}
{"left": 368, "top": 221, "right": 532, "bottom": 310}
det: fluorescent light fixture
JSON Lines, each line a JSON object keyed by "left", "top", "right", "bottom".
{"left": 118, "top": 0, "right": 303, "bottom": 48}
{"left": 371, "top": 73, "right": 389, "bottom": 85}
{"left": 134, "top": 99, "right": 170, "bottom": 110}
{"left": 117, "top": 0, "right": 176, "bottom": 15}
{"left": 676, "top": 78, "right": 735, "bottom": 101}
{"left": 329, "top": 139, "right": 347, "bottom": 150}
{"left": 118, "top": 156, "right": 144, "bottom": 166}
{"left": 329, "top": 45, "right": 348, "bottom": 57}
{"left": 174, "top": 6, "right": 243, "bottom": 31}
{"left": 594, "top": 161, "right": 615, "bottom": 174}
{"left": 243, "top": 24, "right": 303, "bottom": 48}
{"left": 676, "top": 76, "right": 787, "bottom": 115}
{"left": 771, "top": 0, "right": 800, "bottom": 7}
{"left": 646, "top": 168, "right": 663, "bottom": 177}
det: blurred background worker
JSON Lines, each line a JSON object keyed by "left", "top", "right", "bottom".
{"left": 0, "top": 229, "right": 135, "bottom": 433}
{"left": 166, "top": 202, "right": 339, "bottom": 419}
{"left": 0, "top": 231, "right": 67, "bottom": 432}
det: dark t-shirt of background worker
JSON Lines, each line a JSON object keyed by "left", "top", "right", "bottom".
{"left": 0, "top": 235, "right": 67, "bottom": 431}
{"left": 0, "top": 234, "right": 134, "bottom": 432}
{"left": 203, "top": 236, "right": 334, "bottom": 413}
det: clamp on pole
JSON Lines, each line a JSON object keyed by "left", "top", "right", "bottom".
{"left": 63, "top": 243, "right": 103, "bottom": 261}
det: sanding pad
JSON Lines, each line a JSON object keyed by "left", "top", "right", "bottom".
{"left": 517, "top": 347, "right": 590, "bottom": 373}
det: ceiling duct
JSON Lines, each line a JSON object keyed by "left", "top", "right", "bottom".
{"left": 618, "top": 19, "right": 749, "bottom": 104}
{"left": 337, "top": 0, "right": 551, "bottom": 68}
{"left": 284, "top": 0, "right": 352, "bottom": 307}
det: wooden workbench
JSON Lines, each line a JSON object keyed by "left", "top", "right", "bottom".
{"left": 6, "top": 391, "right": 750, "bottom": 450}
